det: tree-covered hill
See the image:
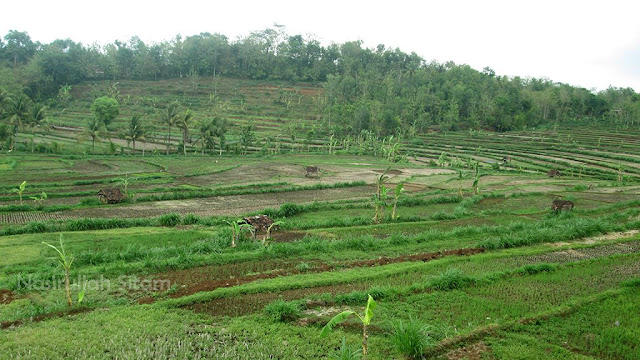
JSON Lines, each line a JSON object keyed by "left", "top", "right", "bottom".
{"left": 0, "top": 27, "right": 639, "bottom": 151}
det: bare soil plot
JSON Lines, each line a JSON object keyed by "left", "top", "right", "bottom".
{"left": 0, "top": 289, "right": 14, "bottom": 305}
{"left": 62, "top": 186, "right": 375, "bottom": 219}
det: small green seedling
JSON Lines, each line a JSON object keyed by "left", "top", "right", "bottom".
{"left": 321, "top": 294, "right": 377, "bottom": 358}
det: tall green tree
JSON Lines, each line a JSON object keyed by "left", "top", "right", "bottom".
{"left": 213, "top": 117, "right": 228, "bottom": 155}
{"left": 84, "top": 117, "right": 105, "bottom": 153}
{"left": 177, "top": 109, "right": 194, "bottom": 155}
{"left": 90, "top": 96, "right": 119, "bottom": 128}
{"left": 160, "top": 102, "right": 180, "bottom": 155}
{"left": 197, "top": 119, "right": 215, "bottom": 155}
{"left": 25, "top": 104, "right": 47, "bottom": 152}
{"left": 120, "top": 113, "right": 146, "bottom": 151}
{"left": 4, "top": 93, "right": 32, "bottom": 151}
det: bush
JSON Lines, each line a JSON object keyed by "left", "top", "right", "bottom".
{"left": 264, "top": 300, "right": 301, "bottom": 322}
{"left": 391, "top": 318, "right": 433, "bottom": 360}
{"left": 158, "top": 213, "right": 181, "bottom": 227}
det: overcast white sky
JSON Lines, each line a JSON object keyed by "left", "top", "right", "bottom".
{"left": 2, "top": 0, "right": 639, "bottom": 92}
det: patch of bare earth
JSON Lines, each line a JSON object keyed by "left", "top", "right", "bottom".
{"left": 0, "top": 289, "right": 14, "bottom": 305}
{"left": 62, "top": 186, "right": 375, "bottom": 219}
{"left": 1, "top": 307, "right": 92, "bottom": 330}
{"left": 162, "top": 248, "right": 484, "bottom": 314}
{"left": 445, "top": 342, "right": 493, "bottom": 360}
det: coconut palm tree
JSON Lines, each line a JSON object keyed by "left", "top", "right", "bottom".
{"left": 176, "top": 109, "right": 193, "bottom": 155}
{"left": 4, "top": 93, "right": 32, "bottom": 151}
{"left": 198, "top": 119, "right": 215, "bottom": 155}
{"left": 120, "top": 113, "right": 146, "bottom": 151}
{"left": 213, "top": 117, "right": 228, "bottom": 155}
{"left": 160, "top": 102, "right": 180, "bottom": 155}
{"left": 25, "top": 104, "right": 47, "bottom": 153}
{"left": 84, "top": 117, "right": 105, "bottom": 153}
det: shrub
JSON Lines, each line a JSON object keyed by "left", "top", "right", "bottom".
{"left": 264, "top": 300, "right": 301, "bottom": 322}
{"left": 158, "top": 213, "right": 181, "bottom": 227}
{"left": 391, "top": 318, "right": 433, "bottom": 360}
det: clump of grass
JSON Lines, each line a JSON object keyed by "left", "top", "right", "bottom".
{"left": 79, "top": 197, "right": 103, "bottom": 206}
{"left": 182, "top": 213, "right": 201, "bottom": 225}
{"left": 390, "top": 318, "right": 434, "bottom": 360}
{"left": 332, "top": 337, "right": 362, "bottom": 360}
{"left": 518, "top": 263, "right": 556, "bottom": 275}
{"left": 264, "top": 299, "right": 301, "bottom": 322}
{"left": 295, "top": 262, "right": 312, "bottom": 272}
{"left": 158, "top": 213, "right": 181, "bottom": 227}
{"left": 428, "top": 268, "right": 475, "bottom": 291}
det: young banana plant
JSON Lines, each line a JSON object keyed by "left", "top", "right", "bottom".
{"left": 12, "top": 181, "right": 27, "bottom": 205}
{"left": 373, "top": 168, "right": 390, "bottom": 223}
{"left": 42, "top": 234, "right": 74, "bottom": 307}
{"left": 227, "top": 220, "right": 253, "bottom": 248}
{"left": 321, "top": 294, "right": 377, "bottom": 358}
{"left": 262, "top": 221, "right": 284, "bottom": 245}
{"left": 392, "top": 183, "right": 404, "bottom": 220}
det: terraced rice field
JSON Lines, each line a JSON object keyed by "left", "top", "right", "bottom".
{"left": 1, "top": 125, "right": 639, "bottom": 359}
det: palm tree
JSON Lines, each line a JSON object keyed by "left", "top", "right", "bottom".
{"left": 176, "top": 109, "right": 193, "bottom": 155}
{"left": 25, "top": 104, "right": 47, "bottom": 153}
{"left": 84, "top": 118, "right": 105, "bottom": 153}
{"left": 159, "top": 102, "right": 180, "bottom": 155}
{"left": 213, "top": 117, "right": 228, "bottom": 155}
{"left": 4, "top": 94, "right": 32, "bottom": 151}
{"left": 120, "top": 113, "right": 147, "bottom": 151}
{"left": 198, "top": 119, "right": 215, "bottom": 155}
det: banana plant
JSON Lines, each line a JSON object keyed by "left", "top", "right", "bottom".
{"left": 391, "top": 183, "right": 404, "bottom": 220}
{"left": 262, "top": 220, "right": 284, "bottom": 245}
{"left": 373, "top": 168, "right": 390, "bottom": 223}
{"left": 12, "top": 181, "right": 27, "bottom": 205}
{"left": 472, "top": 162, "right": 480, "bottom": 195}
{"left": 321, "top": 294, "right": 377, "bottom": 358}
{"left": 29, "top": 191, "right": 47, "bottom": 208}
{"left": 227, "top": 220, "right": 253, "bottom": 248}
{"left": 42, "top": 235, "right": 74, "bottom": 307}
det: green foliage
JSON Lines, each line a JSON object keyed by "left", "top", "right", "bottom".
{"left": 264, "top": 300, "right": 301, "bottom": 322}
{"left": 42, "top": 234, "right": 74, "bottom": 307}
{"left": 390, "top": 318, "right": 433, "bottom": 360}
{"left": 182, "top": 214, "right": 201, "bottom": 225}
{"left": 11, "top": 180, "right": 27, "bottom": 205}
{"left": 332, "top": 337, "right": 362, "bottom": 360}
{"left": 90, "top": 96, "right": 119, "bottom": 127}
{"left": 427, "top": 268, "right": 475, "bottom": 291}
{"left": 158, "top": 213, "right": 181, "bottom": 227}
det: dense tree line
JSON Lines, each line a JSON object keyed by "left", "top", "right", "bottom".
{"left": 0, "top": 28, "right": 638, "bottom": 137}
